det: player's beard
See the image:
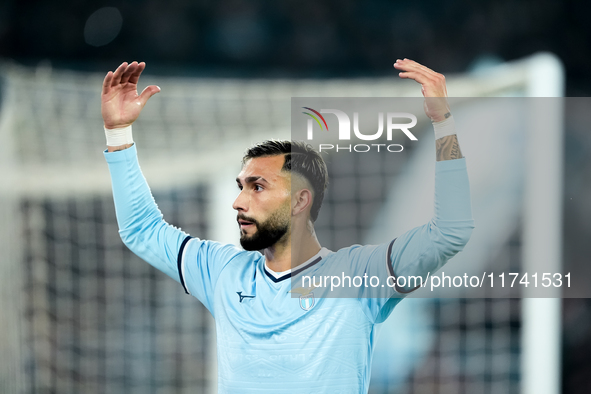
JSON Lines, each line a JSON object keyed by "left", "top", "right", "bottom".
{"left": 238, "top": 206, "right": 290, "bottom": 251}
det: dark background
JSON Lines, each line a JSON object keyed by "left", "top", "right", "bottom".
{"left": 1, "top": 0, "right": 590, "bottom": 95}
{"left": 1, "top": 0, "right": 590, "bottom": 392}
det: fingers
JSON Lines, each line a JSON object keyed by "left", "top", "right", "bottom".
{"left": 120, "top": 61, "right": 139, "bottom": 84}
{"left": 105, "top": 61, "right": 146, "bottom": 90}
{"left": 397, "top": 70, "right": 433, "bottom": 86}
{"left": 138, "top": 85, "right": 161, "bottom": 107}
{"left": 102, "top": 71, "right": 113, "bottom": 95}
{"left": 394, "top": 58, "right": 438, "bottom": 77}
{"left": 394, "top": 58, "right": 443, "bottom": 82}
{"left": 394, "top": 58, "right": 447, "bottom": 97}
{"left": 103, "top": 60, "right": 156, "bottom": 107}
{"left": 111, "top": 62, "right": 128, "bottom": 87}
{"left": 128, "top": 62, "right": 146, "bottom": 85}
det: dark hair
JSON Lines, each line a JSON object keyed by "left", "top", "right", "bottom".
{"left": 242, "top": 140, "right": 328, "bottom": 222}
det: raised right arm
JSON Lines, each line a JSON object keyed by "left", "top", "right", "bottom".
{"left": 101, "top": 63, "right": 244, "bottom": 309}
{"left": 101, "top": 62, "right": 188, "bottom": 280}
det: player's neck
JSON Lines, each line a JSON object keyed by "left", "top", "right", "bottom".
{"left": 264, "top": 223, "right": 321, "bottom": 273}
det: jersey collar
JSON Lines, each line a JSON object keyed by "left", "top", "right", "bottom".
{"left": 264, "top": 247, "right": 331, "bottom": 283}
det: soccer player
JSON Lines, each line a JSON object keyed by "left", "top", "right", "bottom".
{"left": 101, "top": 59, "right": 474, "bottom": 393}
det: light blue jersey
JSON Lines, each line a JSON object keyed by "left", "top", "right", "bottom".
{"left": 104, "top": 144, "right": 474, "bottom": 393}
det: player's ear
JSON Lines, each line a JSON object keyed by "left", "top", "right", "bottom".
{"left": 292, "top": 187, "right": 313, "bottom": 217}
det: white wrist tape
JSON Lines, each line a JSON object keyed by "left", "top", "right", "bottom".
{"left": 105, "top": 125, "right": 133, "bottom": 146}
{"left": 433, "top": 115, "right": 456, "bottom": 140}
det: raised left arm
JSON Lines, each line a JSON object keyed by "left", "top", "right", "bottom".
{"left": 388, "top": 59, "right": 473, "bottom": 293}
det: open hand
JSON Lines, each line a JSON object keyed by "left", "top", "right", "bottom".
{"left": 394, "top": 58, "right": 451, "bottom": 122}
{"left": 101, "top": 61, "right": 160, "bottom": 129}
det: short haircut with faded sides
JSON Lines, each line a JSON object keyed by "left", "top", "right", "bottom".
{"left": 242, "top": 140, "right": 328, "bottom": 222}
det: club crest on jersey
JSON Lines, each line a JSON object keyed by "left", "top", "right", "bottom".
{"left": 299, "top": 293, "right": 315, "bottom": 311}
{"left": 290, "top": 286, "right": 316, "bottom": 311}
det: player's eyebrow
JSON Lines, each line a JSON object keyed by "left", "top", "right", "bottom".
{"left": 236, "top": 176, "right": 269, "bottom": 184}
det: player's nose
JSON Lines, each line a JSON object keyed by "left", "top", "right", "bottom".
{"left": 232, "top": 191, "right": 248, "bottom": 211}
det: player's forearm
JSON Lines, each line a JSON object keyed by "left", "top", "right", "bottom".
{"left": 436, "top": 134, "right": 463, "bottom": 161}
{"left": 432, "top": 114, "right": 463, "bottom": 161}
{"left": 104, "top": 144, "right": 188, "bottom": 280}
{"left": 427, "top": 153, "right": 475, "bottom": 266}
{"left": 430, "top": 114, "right": 472, "bottom": 226}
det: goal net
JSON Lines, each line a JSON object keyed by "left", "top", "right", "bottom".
{"left": 0, "top": 53, "right": 563, "bottom": 394}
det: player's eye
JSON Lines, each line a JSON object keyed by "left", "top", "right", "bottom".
{"left": 237, "top": 184, "right": 243, "bottom": 190}
{"left": 254, "top": 184, "right": 264, "bottom": 191}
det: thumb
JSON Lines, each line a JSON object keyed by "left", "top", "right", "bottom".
{"left": 139, "top": 85, "right": 161, "bottom": 107}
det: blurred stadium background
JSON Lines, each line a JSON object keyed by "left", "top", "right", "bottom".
{"left": 1, "top": 1, "right": 590, "bottom": 394}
